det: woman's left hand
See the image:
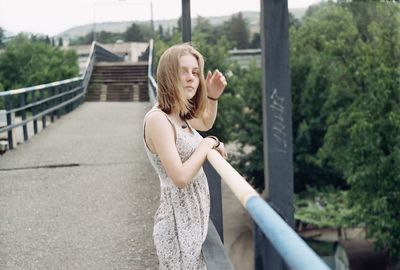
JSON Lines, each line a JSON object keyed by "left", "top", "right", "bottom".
{"left": 216, "top": 142, "right": 228, "bottom": 159}
{"left": 206, "top": 69, "right": 227, "bottom": 100}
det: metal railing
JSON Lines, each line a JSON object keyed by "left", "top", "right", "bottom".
{"left": 147, "top": 39, "right": 157, "bottom": 104}
{"left": 0, "top": 42, "right": 123, "bottom": 150}
{"left": 146, "top": 40, "right": 330, "bottom": 270}
{"left": 207, "top": 150, "right": 331, "bottom": 270}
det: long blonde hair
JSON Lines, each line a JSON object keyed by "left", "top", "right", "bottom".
{"left": 156, "top": 43, "right": 207, "bottom": 119}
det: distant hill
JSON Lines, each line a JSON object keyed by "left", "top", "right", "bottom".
{"left": 55, "top": 8, "right": 307, "bottom": 42}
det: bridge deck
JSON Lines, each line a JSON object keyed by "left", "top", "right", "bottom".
{"left": 0, "top": 102, "right": 159, "bottom": 269}
{"left": 0, "top": 102, "right": 253, "bottom": 269}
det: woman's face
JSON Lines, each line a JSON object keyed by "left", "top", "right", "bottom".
{"left": 179, "top": 54, "right": 200, "bottom": 100}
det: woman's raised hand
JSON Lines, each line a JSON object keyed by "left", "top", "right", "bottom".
{"left": 206, "top": 69, "right": 227, "bottom": 100}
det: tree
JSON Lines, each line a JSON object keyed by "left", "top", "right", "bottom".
{"left": 224, "top": 12, "right": 250, "bottom": 49}
{"left": 0, "top": 34, "right": 79, "bottom": 91}
{"left": 289, "top": 1, "right": 400, "bottom": 256}
{"left": 58, "top": 37, "right": 63, "bottom": 47}
{"left": 193, "top": 16, "right": 232, "bottom": 47}
{"left": 220, "top": 63, "right": 265, "bottom": 189}
{"left": 320, "top": 2, "right": 400, "bottom": 257}
{"left": 97, "top": 31, "right": 123, "bottom": 44}
{"left": 124, "top": 23, "right": 144, "bottom": 42}
{"left": 0, "top": 27, "right": 4, "bottom": 49}
{"left": 176, "top": 16, "right": 182, "bottom": 34}
{"left": 156, "top": 25, "right": 164, "bottom": 40}
{"left": 290, "top": 3, "right": 359, "bottom": 191}
{"left": 249, "top": 32, "right": 260, "bottom": 48}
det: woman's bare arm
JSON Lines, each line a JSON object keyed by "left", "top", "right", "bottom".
{"left": 145, "top": 111, "right": 217, "bottom": 188}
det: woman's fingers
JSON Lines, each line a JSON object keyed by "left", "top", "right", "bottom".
{"left": 206, "top": 70, "right": 212, "bottom": 83}
{"left": 217, "top": 142, "right": 228, "bottom": 159}
{"left": 215, "top": 70, "right": 227, "bottom": 87}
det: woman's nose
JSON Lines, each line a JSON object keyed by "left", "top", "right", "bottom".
{"left": 186, "top": 72, "right": 194, "bottom": 81}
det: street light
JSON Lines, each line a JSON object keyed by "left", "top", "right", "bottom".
{"left": 92, "top": 0, "right": 154, "bottom": 42}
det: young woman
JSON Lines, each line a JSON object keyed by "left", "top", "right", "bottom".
{"left": 143, "top": 43, "right": 227, "bottom": 269}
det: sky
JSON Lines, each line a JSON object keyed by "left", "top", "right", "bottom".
{"left": 0, "top": 0, "right": 321, "bottom": 37}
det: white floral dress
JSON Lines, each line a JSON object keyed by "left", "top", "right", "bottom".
{"left": 143, "top": 109, "right": 210, "bottom": 270}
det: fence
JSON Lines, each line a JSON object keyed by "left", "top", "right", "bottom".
{"left": 0, "top": 42, "right": 123, "bottom": 150}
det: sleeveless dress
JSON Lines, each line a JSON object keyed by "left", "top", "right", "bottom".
{"left": 143, "top": 108, "right": 210, "bottom": 270}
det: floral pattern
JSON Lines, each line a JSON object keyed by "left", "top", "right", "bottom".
{"left": 144, "top": 109, "right": 210, "bottom": 270}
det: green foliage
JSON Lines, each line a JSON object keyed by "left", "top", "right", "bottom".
{"left": 223, "top": 12, "right": 250, "bottom": 49}
{"left": 0, "top": 34, "right": 79, "bottom": 91}
{"left": 200, "top": 61, "right": 265, "bottom": 189}
{"left": 289, "top": 1, "right": 400, "bottom": 256}
{"left": 70, "top": 22, "right": 152, "bottom": 45}
{"left": 124, "top": 23, "right": 145, "bottom": 42}
{"left": 225, "top": 63, "right": 265, "bottom": 189}
{"left": 193, "top": 17, "right": 227, "bottom": 46}
{"left": 249, "top": 33, "right": 260, "bottom": 49}
{"left": 290, "top": 3, "right": 358, "bottom": 191}
{"left": 295, "top": 186, "right": 356, "bottom": 228}
{"left": 70, "top": 30, "right": 124, "bottom": 45}
{"left": 319, "top": 3, "right": 400, "bottom": 256}
{"left": 0, "top": 27, "right": 5, "bottom": 49}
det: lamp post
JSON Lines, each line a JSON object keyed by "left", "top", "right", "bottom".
{"left": 181, "top": 0, "right": 191, "bottom": 42}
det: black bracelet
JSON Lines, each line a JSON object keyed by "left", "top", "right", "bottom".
{"left": 207, "top": 96, "right": 219, "bottom": 101}
{"left": 206, "top": 136, "right": 220, "bottom": 149}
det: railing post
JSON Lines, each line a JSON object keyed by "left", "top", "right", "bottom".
{"left": 79, "top": 81, "right": 85, "bottom": 106}
{"left": 32, "top": 91, "right": 38, "bottom": 134}
{"left": 66, "top": 86, "right": 71, "bottom": 114}
{"left": 62, "top": 85, "right": 67, "bottom": 116}
{"left": 203, "top": 161, "right": 224, "bottom": 242}
{"left": 20, "top": 93, "right": 28, "bottom": 141}
{"left": 5, "top": 96, "right": 14, "bottom": 150}
{"left": 181, "top": 0, "right": 191, "bottom": 42}
{"left": 40, "top": 90, "right": 46, "bottom": 129}
{"left": 55, "top": 86, "right": 61, "bottom": 119}
{"left": 50, "top": 87, "right": 55, "bottom": 123}
{"left": 258, "top": 0, "right": 294, "bottom": 269}
{"left": 76, "top": 81, "right": 83, "bottom": 108}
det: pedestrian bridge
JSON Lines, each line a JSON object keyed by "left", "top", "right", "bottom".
{"left": 0, "top": 41, "right": 331, "bottom": 270}
{"left": 0, "top": 102, "right": 161, "bottom": 269}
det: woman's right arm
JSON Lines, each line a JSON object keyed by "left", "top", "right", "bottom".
{"left": 145, "top": 111, "right": 217, "bottom": 188}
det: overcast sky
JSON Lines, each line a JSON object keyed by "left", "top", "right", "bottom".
{"left": 0, "top": 0, "right": 321, "bottom": 36}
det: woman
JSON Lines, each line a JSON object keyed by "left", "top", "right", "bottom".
{"left": 143, "top": 43, "right": 227, "bottom": 269}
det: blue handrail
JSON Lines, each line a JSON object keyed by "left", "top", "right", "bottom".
{"left": 247, "top": 196, "right": 331, "bottom": 270}
{"left": 207, "top": 147, "right": 331, "bottom": 270}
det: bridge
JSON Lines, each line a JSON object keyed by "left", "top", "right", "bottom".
{"left": 0, "top": 1, "right": 332, "bottom": 269}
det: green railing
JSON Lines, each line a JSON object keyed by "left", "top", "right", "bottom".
{"left": 0, "top": 42, "right": 123, "bottom": 150}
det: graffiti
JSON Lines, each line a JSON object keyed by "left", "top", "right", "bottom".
{"left": 269, "top": 88, "right": 288, "bottom": 153}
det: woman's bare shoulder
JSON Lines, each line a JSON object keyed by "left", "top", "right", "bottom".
{"left": 144, "top": 110, "right": 174, "bottom": 135}
{"left": 145, "top": 109, "right": 168, "bottom": 125}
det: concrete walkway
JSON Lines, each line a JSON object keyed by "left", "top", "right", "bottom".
{"left": 0, "top": 102, "right": 159, "bottom": 269}
{"left": 0, "top": 102, "right": 253, "bottom": 270}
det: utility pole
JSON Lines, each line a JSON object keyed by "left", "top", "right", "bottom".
{"left": 181, "top": 0, "right": 191, "bottom": 42}
{"left": 256, "top": 0, "right": 294, "bottom": 269}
